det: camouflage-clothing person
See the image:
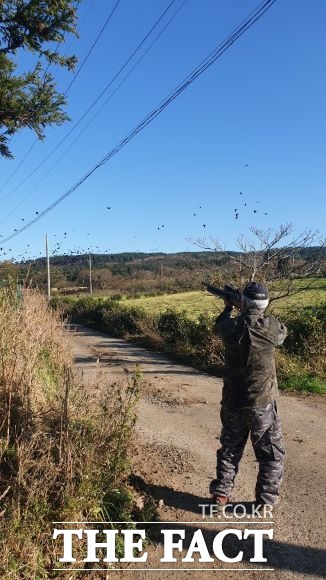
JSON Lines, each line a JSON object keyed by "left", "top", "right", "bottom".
{"left": 212, "top": 401, "right": 285, "bottom": 505}
{"left": 211, "top": 281, "right": 287, "bottom": 506}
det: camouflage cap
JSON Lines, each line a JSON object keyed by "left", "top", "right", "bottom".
{"left": 243, "top": 281, "right": 269, "bottom": 300}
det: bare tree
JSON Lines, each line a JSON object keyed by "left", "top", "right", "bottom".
{"left": 189, "top": 223, "right": 325, "bottom": 303}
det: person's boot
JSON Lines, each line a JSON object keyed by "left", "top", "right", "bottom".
{"left": 212, "top": 495, "right": 229, "bottom": 511}
{"left": 209, "top": 479, "right": 229, "bottom": 511}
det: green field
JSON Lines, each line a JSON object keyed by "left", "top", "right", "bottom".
{"left": 56, "top": 278, "right": 326, "bottom": 320}
{"left": 60, "top": 278, "right": 325, "bottom": 394}
{"left": 122, "top": 279, "right": 326, "bottom": 319}
{"left": 122, "top": 291, "right": 219, "bottom": 318}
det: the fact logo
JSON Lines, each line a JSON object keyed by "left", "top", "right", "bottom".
{"left": 53, "top": 526, "right": 273, "bottom": 566}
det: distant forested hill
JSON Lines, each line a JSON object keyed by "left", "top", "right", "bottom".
{"left": 1, "top": 247, "right": 324, "bottom": 296}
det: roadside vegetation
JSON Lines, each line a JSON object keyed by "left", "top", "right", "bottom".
{"left": 57, "top": 278, "right": 326, "bottom": 395}
{"left": 0, "top": 286, "right": 151, "bottom": 578}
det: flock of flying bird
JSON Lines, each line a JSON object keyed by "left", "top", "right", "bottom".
{"left": 0, "top": 162, "right": 269, "bottom": 261}
{"left": 234, "top": 190, "right": 268, "bottom": 220}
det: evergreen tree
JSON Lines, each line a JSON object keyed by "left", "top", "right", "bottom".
{"left": 0, "top": 0, "right": 78, "bottom": 158}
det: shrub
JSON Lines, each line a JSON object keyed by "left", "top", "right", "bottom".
{"left": 279, "top": 304, "right": 325, "bottom": 357}
{"left": 0, "top": 288, "right": 144, "bottom": 577}
{"left": 66, "top": 296, "right": 325, "bottom": 394}
{"left": 157, "top": 309, "right": 195, "bottom": 349}
{"left": 276, "top": 351, "right": 326, "bottom": 394}
{"left": 100, "top": 303, "right": 148, "bottom": 336}
{"left": 110, "top": 292, "right": 123, "bottom": 301}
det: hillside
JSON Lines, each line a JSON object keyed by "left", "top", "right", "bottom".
{"left": 1, "top": 247, "right": 325, "bottom": 296}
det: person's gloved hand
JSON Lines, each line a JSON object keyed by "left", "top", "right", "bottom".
{"left": 224, "top": 297, "right": 234, "bottom": 309}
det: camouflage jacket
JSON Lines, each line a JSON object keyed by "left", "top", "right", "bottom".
{"left": 213, "top": 306, "right": 287, "bottom": 409}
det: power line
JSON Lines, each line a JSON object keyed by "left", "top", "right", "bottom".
{"left": 0, "top": 0, "right": 277, "bottom": 246}
{"left": 0, "top": 0, "right": 95, "bottom": 178}
{"left": 0, "top": 0, "right": 118, "bottom": 194}
{"left": 73, "top": 0, "right": 96, "bottom": 36}
{"left": 0, "top": 140, "right": 38, "bottom": 194}
{"left": 64, "top": 0, "right": 121, "bottom": 95}
{"left": 0, "top": 0, "right": 179, "bottom": 203}
{"left": 0, "top": 0, "right": 188, "bottom": 228}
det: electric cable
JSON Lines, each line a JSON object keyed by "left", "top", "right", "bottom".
{"left": 0, "top": 0, "right": 188, "bottom": 227}
{"left": 0, "top": 0, "right": 277, "bottom": 245}
{"left": 64, "top": 0, "right": 121, "bottom": 95}
{"left": 0, "top": 0, "right": 118, "bottom": 193}
{"left": 0, "top": 0, "right": 179, "bottom": 202}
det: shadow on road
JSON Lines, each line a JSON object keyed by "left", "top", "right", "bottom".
{"left": 130, "top": 474, "right": 326, "bottom": 577}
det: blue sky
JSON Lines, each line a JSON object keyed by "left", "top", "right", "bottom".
{"left": 0, "top": 0, "right": 325, "bottom": 260}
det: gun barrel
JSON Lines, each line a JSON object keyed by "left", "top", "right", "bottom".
{"left": 202, "top": 282, "right": 242, "bottom": 307}
{"left": 202, "top": 283, "right": 225, "bottom": 298}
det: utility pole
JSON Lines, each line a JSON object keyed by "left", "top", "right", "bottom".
{"left": 89, "top": 253, "right": 93, "bottom": 294}
{"left": 46, "top": 234, "right": 51, "bottom": 302}
{"left": 160, "top": 261, "right": 164, "bottom": 285}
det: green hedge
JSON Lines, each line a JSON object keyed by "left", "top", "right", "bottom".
{"left": 60, "top": 297, "right": 325, "bottom": 394}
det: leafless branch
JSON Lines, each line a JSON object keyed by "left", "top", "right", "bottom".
{"left": 188, "top": 224, "right": 325, "bottom": 298}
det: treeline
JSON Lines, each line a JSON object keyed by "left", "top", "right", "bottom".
{"left": 1, "top": 247, "right": 325, "bottom": 296}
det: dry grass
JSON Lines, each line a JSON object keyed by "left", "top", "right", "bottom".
{"left": 0, "top": 287, "right": 142, "bottom": 578}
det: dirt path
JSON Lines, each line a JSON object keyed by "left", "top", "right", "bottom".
{"left": 69, "top": 324, "right": 326, "bottom": 579}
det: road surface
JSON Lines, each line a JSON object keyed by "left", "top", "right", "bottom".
{"left": 69, "top": 324, "right": 326, "bottom": 579}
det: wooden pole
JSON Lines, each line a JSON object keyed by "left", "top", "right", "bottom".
{"left": 46, "top": 234, "right": 51, "bottom": 301}
{"left": 89, "top": 253, "right": 93, "bottom": 294}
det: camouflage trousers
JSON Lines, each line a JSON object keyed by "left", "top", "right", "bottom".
{"left": 213, "top": 401, "right": 285, "bottom": 505}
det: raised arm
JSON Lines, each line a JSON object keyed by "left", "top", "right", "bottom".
{"left": 213, "top": 301, "right": 234, "bottom": 339}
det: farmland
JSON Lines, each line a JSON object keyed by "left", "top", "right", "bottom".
{"left": 57, "top": 278, "right": 326, "bottom": 318}
{"left": 121, "top": 278, "right": 326, "bottom": 319}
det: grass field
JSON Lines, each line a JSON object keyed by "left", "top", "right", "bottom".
{"left": 61, "top": 278, "right": 325, "bottom": 394}
{"left": 122, "top": 279, "right": 326, "bottom": 319}
{"left": 123, "top": 290, "right": 217, "bottom": 318}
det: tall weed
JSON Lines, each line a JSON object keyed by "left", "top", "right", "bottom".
{"left": 0, "top": 288, "right": 143, "bottom": 577}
